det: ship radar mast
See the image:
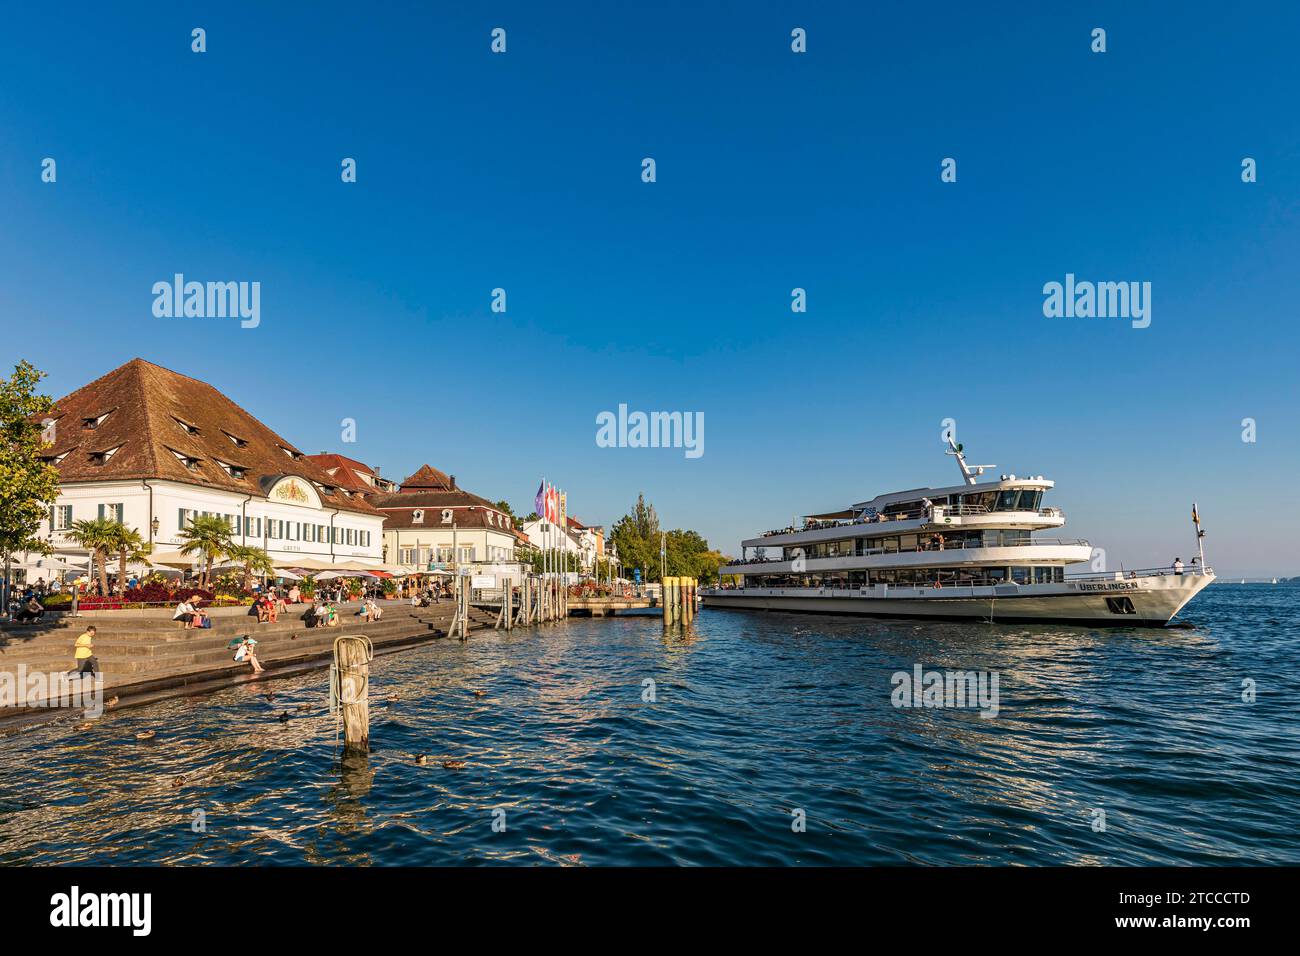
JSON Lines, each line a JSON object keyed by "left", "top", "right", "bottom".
{"left": 944, "top": 436, "right": 996, "bottom": 486}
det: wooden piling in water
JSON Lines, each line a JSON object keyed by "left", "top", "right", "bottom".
{"left": 459, "top": 575, "right": 471, "bottom": 641}
{"left": 663, "top": 576, "right": 680, "bottom": 626}
{"left": 332, "top": 635, "right": 373, "bottom": 754}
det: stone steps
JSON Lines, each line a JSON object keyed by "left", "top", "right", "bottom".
{"left": 0, "top": 600, "right": 515, "bottom": 723}
{"left": 3, "top": 618, "right": 432, "bottom": 672}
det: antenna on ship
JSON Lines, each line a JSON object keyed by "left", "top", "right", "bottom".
{"left": 1192, "top": 503, "right": 1207, "bottom": 573}
{"left": 944, "top": 435, "right": 995, "bottom": 486}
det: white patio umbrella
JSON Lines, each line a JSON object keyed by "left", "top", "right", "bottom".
{"left": 289, "top": 558, "right": 336, "bottom": 571}
{"left": 23, "top": 558, "right": 87, "bottom": 573}
{"left": 144, "top": 550, "right": 199, "bottom": 568}
{"left": 273, "top": 569, "right": 303, "bottom": 581}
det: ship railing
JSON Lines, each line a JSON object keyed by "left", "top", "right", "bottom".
{"left": 758, "top": 504, "right": 1065, "bottom": 536}
{"left": 1065, "top": 565, "right": 1214, "bottom": 581}
{"left": 727, "top": 537, "right": 1092, "bottom": 568}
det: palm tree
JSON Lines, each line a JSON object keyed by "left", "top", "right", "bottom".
{"left": 107, "top": 525, "right": 147, "bottom": 597}
{"left": 178, "top": 515, "right": 232, "bottom": 589}
{"left": 66, "top": 518, "right": 118, "bottom": 596}
{"left": 226, "top": 544, "right": 275, "bottom": 592}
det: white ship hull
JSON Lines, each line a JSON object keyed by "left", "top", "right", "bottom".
{"left": 703, "top": 572, "right": 1213, "bottom": 627}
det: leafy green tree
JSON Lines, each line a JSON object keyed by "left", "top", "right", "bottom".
{"left": 494, "top": 500, "right": 517, "bottom": 521}
{"left": 608, "top": 495, "right": 727, "bottom": 582}
{"left": 66, "top": 518, "right": 119, "bottom": 596}
{"left": 0, "top": 361, "right": 60, "bottom": 610}
{"left": 610, "top": 493, "right": 661, "bottom": 580}
{"left": 178, "top": 514, "right": 232, "bottom": 589}
{"left": 226, "top": 543, "right": 275, "bottom": 592}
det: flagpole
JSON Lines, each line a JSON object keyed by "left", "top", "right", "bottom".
{"left": 544, "top": 484, "right": 550, "bottom": 618}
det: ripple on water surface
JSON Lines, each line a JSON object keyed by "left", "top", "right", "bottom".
{"left": 0, "top": 585, "right": 1296, "bottom": 865}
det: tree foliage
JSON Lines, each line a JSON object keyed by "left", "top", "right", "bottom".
{"left": 107, "top": 524, "right": 147, "bottom": 596}
{"left": 178, "top": 515, "right": 232, "bottom": 589}
{"left": 609, "top": 494, "right": 729, "bottom": 583}
{"left": 0, "top": 361, "right": 60, "bottom": 571}
{"left": 226, "top": 543, "right": 275, "bottom": 592}
{"left": 66, "top": 518, "right": 120, "bottom": 596}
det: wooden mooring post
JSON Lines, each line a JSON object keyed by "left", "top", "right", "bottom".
{"left": 331, "top": 635, "right": 374, "bottom": 754}
{"left": 496, "top": 577, "right": 513, "bottom": 631}
{"left": 515, "top": 574, "right": 533, "bottom": 627}
{"left": 661, "top": 576, "right": 695, "bottom": 627}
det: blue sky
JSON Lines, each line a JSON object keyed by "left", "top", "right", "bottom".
{"left": 2, "top": 1, "right": 1298, "bottom": 576}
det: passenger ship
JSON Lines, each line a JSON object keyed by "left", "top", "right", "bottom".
{"left": 702, "top": 438, "right": 1214, "bottom": 627}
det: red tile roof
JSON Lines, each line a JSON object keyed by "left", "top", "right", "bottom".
{"left": 379, "top": 505, "right": 516, "bottom": 531}
{"left": 42, "top": 358, "right": 380, "bottom": 516}
{"left": 399, "top": 464, "right": 454, "bottom": 491}
{"left": 304, "top": 453, "right": 395, "bottom": 494}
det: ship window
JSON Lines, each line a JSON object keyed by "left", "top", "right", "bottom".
{"left": 899, "top": 534, "right": 918, "bottom": 552}
{"left": 1106, "top": 597, "right": 1137, "bottom": 614}
{"left": 1010, "top": 567, "right": 1031, "bottom": 584}
{"left": 996, "top": 490, "right": 1019, "bottom": 511}
{"left": 1017, "top": 490, "right": 1043, "bottom": 511}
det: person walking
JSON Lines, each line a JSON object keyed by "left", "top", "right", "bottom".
{"left": 69, "top": 626, "right": 98, "bottom": 678}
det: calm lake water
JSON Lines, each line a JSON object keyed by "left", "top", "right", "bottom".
{"left": 1, "top": 584, "right": 1296, "bottom": 866}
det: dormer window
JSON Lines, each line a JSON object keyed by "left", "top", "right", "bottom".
{"left": 89, "top": 445, "right": 122, "bottom": 466}
{"left": 169, "top": 448, "right": 202, "bottom": 472}
{"left": 411, "top": 509, "right": 424, "bottom": 524}
{"left": 40, "top": 451, "right": 69, "bottom": 466}
{"left": 173, "top": 416, "right": 200, "bottom": 436}
{"left": 216, "top": 460, "right": 247, "bottom": 480}
{"left": 280, "top": 446, "right": 302, "bottom": 461}
{"left": 82, "top": 411, "right": 112, "bottom": 430}
{"left": 223, "top": 431, "right": 248, "bottom": 448}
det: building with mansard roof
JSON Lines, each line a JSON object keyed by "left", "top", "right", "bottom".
{"left": 368, "top": 465, "right": 520, "bottom": 571}
{"left": 27, "top": 358, "right": 385, "bottom": 575}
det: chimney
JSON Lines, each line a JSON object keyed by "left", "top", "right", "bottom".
{"left": 449, "top": 474, "right": 456, "bottom": 489}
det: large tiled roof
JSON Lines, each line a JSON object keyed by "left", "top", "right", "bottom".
{"left": 304, "top": 453, "right": 394, "bottom": 494}
{"left": 42, "top": 358, "right": 380, "bottom": 516}
{"left": 372, "top": 489, "right": 496, "bottom": 510}
{"left": 399, "top": 464, "right": 454, "bottom": 490}
{"left": 372, "top": 468, "right": 512, "bottom": 530}
{"left": 378, "top": 504, "right": 516, "bottom": 531}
